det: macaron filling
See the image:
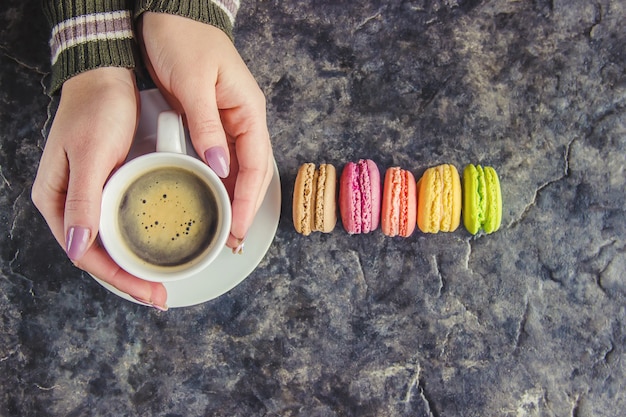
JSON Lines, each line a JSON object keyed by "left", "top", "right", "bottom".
{"left": 348, "top": 164, "right": 363, "bottom": 234}
{"left": 431, "top": 167, "right": 444, "bottom": 231}
{"left": 400, "top": 170, "right": 411, "bottom": 236}
{"left": 389, "top": 168, "right": 403, "bottom": 235}
{"left": 314, "top": 164, "right": 327, "bottom": 231}
{"left": 441, "top": 165, "right": 453, "bottom": 231}
{"left": 476, "top": 165, "right": 487, "bottom": 228}
{"left": 358, "top": 160, "right": 373, "bottom": 233}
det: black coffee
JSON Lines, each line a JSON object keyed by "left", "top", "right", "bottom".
{"left": 118, "top": 167, "right": 219, "bottom": 267}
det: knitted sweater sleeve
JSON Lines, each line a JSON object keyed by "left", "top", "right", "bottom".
{"left": 135, "top": 0, "right": 239, "bottom": 42}
{"left": 43, "top": 1, "right": 240, "bottom": 94}
{"left": 42, "top": 0, "right": 137, "bottom": 94}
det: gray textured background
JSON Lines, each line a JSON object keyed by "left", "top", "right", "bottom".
{"left": 1, "top": 0, "right": 625, "bottom": 416}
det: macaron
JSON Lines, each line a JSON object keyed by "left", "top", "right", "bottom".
{"left": 417, "top": 164, "right": 462, "bottom": 233}
{"left": 293, "top": 163, "right": 337, "bottom": 235}
{"left": 462, "top": 164, "right": 502, "bottom": 235}
{"left": 339, "top": 159, "right": 381, "bottom": 234}
{"left": 381, "top": 167, "right": 417, "bottom": 237}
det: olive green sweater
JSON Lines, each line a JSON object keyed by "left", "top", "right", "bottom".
{"left": 42, "top": 0, "right": 239, "bottom": 93}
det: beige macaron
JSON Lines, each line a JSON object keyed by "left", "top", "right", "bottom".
{"left": 293, "top": 163, "right": 337, "bottom": 235}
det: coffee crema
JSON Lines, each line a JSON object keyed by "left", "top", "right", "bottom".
{"left": 117, "top": 167, "right": 219, "bottom": 267}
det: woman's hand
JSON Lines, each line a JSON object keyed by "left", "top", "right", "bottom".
{"left": 139, "top": 13, "right": 274, "bottom": 252}
{"left": 32, "top": 67, "right": 168, "bottom": 310}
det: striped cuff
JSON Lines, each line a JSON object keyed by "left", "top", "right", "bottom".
{"left": 43, "top": 1, "right": 137, "bottom": 94}
{"left": 135, "top": 0, "right": 240, "bottom": 41}
{"left": 50, "top": 11, "right": 133, "bottom": 66}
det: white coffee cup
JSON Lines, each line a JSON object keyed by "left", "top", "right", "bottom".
{"left": 99, "top": 111, "right": 232, "bottom": 282}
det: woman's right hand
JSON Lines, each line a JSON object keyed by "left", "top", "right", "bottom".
{"left": 31, "top": 67, "right": 168, "bottom": 310}
{"left": 139, "top": 13, "right": 274, "bottom": 254}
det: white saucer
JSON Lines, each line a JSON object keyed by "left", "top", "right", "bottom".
{"left": 91, "top": 89, "right": 281, "bottom": 307}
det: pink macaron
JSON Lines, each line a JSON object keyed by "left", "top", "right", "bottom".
{"left": 339, "top": 159, "right": 381, "bottom": 234}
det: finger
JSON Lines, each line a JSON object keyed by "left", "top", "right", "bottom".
{"left": 75, "top": 241, "right": 168, "bottom": 310}
{"left": 227, "top": 124, "right": 273, "bottom": 249}
{"left": 174, "top": 77, "right": 230, "bottom": 179}
{"left": 218, "top": 81, "right": 273, "bottom": 249}
{"left": 31, "top": 142, "right": 70, "bottom": 248}
{"left": 62, "top": 142, "right": 116, "bottom": 261}
{"left": 226, "top": 152, "right": 274, "bottom": 251}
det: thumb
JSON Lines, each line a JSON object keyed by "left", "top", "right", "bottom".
{"left": 178, "top": 84, "right": 230, "bottom": 179}
{"left": 63, "top": 153, "right": 108, "bottom": 261}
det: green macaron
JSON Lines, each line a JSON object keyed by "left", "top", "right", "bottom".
{"left": 463, "top": 164, "right": 502, "bottom": 235}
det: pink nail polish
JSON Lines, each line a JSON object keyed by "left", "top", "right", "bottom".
{"left": 66, "top": 226, "right": 90, "bottom": 261}
{"left": 231, "top": 233, "right": 247, "bottom": 255}
{"left": 204, "top": 146, "right": 229, "bottom": 178}
{"left": 152, "top": 303, "right": 169, "bottom": 312}
{"left": 232, "top": 241, "right": 245, "bottom": 255}
{"left": 130, "top": 295, "right": 169, "bottom": 311}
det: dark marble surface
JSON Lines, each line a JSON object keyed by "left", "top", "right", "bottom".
{"left": 2, "top": 0, "right": 625, "bottom": 416}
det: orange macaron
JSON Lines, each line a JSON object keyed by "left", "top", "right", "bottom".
{"left": 381, "top": 167, "right": 417, "bottom": 237}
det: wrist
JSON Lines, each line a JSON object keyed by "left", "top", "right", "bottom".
{"left": 63, "top": 67, "right": 136, "bottom": 93}
{"left": 60, "top": 68, "right": 138, "bottom": 113}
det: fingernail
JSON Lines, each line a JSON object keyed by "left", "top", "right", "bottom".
{"left": 130, "top": 295, "right": 169, "bottom": 312}
{"left": 152, "top": 303, "right": 169, "bottom": 312}
{"left": 66, "top": 226, "right": 90, "bottom": 261}
{"left": 204, "top": 146, "right": 229, "bottom": 178}
{"left": 232, "top": 234, "right": 247, "bottom": 255}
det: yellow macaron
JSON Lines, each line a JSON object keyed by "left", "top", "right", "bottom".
{"left": 417, "top": 164, "right": 462, "bottom": 233}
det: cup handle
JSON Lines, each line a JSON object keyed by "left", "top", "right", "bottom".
{"left": 156, "top": 111, "right": 186, "bottom": 154}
